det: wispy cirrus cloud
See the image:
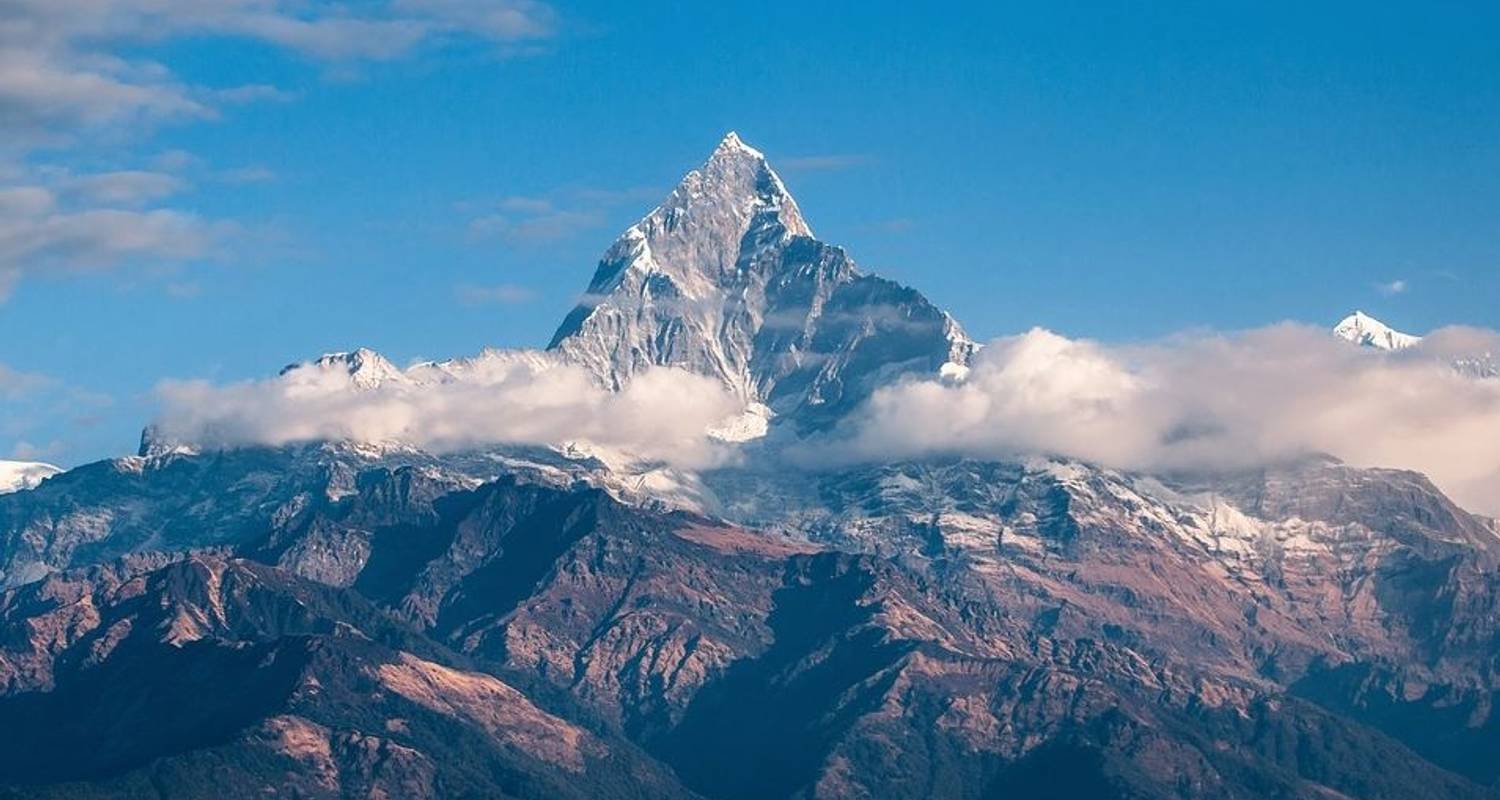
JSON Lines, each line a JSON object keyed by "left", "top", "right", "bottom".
{"left": 0, "top": 0, "right": 559, "bottom": 298}
{"left": 776, "top": 153, "right": 872, "bottom": 173}
{"left": 1376, "top": 278, "right": 1408, "bottom": 296}
{"left": 0, "top": 362, "right": 53, "bottom": 399}
{"left": 469, "top": 205, "right": 604, "bottom": 244}
{"left": 456, "top": 283, "right": 537, "bottom": 305}
{"left": 0, "top": 176, "right": 231, "bottom": 300}
{"left": 56, "top": 170, "right": 188, "bottom": 206}
{"left": 0, "top": 359, "right": 113, "bottom": 464}
{"left": 0, "top": 0, "right": 557, "bottom": 135}
{"left": 464, "top": 185, "right": 660, "bottom": 245}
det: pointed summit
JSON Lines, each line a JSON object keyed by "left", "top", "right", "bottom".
{"left": 685, "top": 131, "right": 810, "bottom": 241}
{"left": 1333, "top": 310, "right": 1421, "bottom": 351}
{"left": 562, "top": 133, "right": 811, "bottom": 308}
{"left": 547, "top": 132, "right": 818, "bottom": 366}
{"left": 546, "top": 133, "right": 974, "bottom": 427}
{"left": 712, "top": 130, "right": 762, "bottom": 159}
{"left": 280, "top": 347, "right": 411, "bottom": 389}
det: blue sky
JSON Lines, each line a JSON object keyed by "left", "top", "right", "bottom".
{"left": 2, "top": 1, "right": 1498, "bottom": 466}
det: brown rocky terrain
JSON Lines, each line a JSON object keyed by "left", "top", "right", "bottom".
{"left": 0, "top": 454, "right": 1496, "bottom": 798}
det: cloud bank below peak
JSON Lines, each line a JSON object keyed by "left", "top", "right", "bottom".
{"left": 147, "top": 317, "right": 1500, "bottom": 517}
{"left": 152, "top": 356, "right": 742, "bottom": 469}
{"left": 817, "top": 323, "right": 1500, "bottom": 516}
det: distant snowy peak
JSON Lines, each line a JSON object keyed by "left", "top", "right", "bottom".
{"left": 0, "top": 460, "right": 61, "bottom": 494}
{"left": 547, "top": 132, "right": 974, "bottom": 426}
{"left": 281, "top": 348, "right": 411, "bottom": 389}
{"left": 279, "top": 347, "right": 559, "bottom": 390}
{"left": 1333, "top": 311, "right": 1422, "bottom": 351}
{"left": 1329, "top": 311, "right": 1500, "bottom": 378}
{"left": 406, "top": 348, "right": 557, "bottom": 385}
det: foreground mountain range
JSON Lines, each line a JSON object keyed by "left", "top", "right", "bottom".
{"left": 2, "top": 135, "right": 1497, "bottom": 799}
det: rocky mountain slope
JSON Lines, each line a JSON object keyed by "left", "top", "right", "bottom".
{"left": 0, "top": 554, "right": 694, "bottom": 799}
{"left": 0, "top": 135, "right": 1497, "bottom": 798}
{"left": 1, "top": 459, "right": 1496, "bottom": 798}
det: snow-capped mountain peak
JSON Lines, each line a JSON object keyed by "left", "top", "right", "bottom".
{"left": 547, "top": 133, "right": 974, "bottom": 426}
{"left": 713, "top": 130, "right": 761, "bottom": 158}
{"left": 1333, "top": 310, "right": 1422, "bottom": 351}
{"left": 281, "top": 348, "right": 411, "bottom": 389}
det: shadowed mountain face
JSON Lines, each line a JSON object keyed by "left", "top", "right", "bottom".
{"left": 1, "top": 136, "right": 1499, "bottom": 798}
{"left": 0, "top": 554, "right": 695, "bottom": 799}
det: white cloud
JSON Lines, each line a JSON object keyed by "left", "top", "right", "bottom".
{"left": 1376, "top": 279, "right": 1408, "bottom": 296}
{"left": 820, "top": 324, "right": 1500, "bottom": 515}
{"left": 0, "top": 184, "right": 229, "bottom": 298}
{"left": 0, "top": 1, "right": 555, "bottom": 142}
{"left": 776, "top": 154, "right": 872, "bottom": 172}
{"left": 152, "top": 359, "right": 741, "bottom": 468}
{"left": 394, "top": 0, "right": 556, "bottom": 41}
{"left": 457, "top": 283, "right": 536, "bottom": 304}
{"left": 0, "top": 362, "right": 52, "bottom": 398}
{"left": 60, "top": 170, "right": 186, "bottom": 205}
{"left": 469, "top": 208, "right": 603, "bottom": 243}
{"left": 0, "top": 46, "right": 208, "bottom": 138}
{"left": 464, "top": 186, "right": 660, "bottom": 245}
{"left": 0, "top": 0, "right": 558, "bottom": 296}
{"left": 0, "top": 361, "right": 115, "bottom": 465}
{"left": 8, "top": 440, "right": 59, "bottom": 461}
